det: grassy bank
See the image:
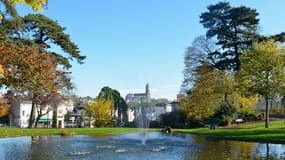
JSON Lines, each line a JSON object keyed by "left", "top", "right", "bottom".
{"left": 0, "top": 127, "right": 159, "bottom": 138}
{"left": 1, "top": 121, "right": 285, "bottom": 144}
{"left": 174, "top": 120, "right": 285, "bottom": 144}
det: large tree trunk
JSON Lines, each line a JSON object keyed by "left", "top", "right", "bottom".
{"left": 224, "top": 94, "right": 232, "bottom": 108}
{"left": 52, "top": 108, "right": 57, "bottom": 128}
{"left": 28, "top": 95, "right": 36, "bottom": 128}
{"left": 34, "top": 108, "right": 51, "bottom": 128}
{"left": 265, "top": 96, "right": 269, "bottom": 128}
{"left": 34, "top": 113, "right": 41, "bottom": 128}
{"left": 233, "top": 22, "right": 241, "bottom": 71}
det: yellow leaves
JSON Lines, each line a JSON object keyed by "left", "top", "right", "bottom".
{"left": 230, "top": 93, "right": 259, "bottom": 114}
{"left": 0, "top": 65, "right": 3, "bottom": 77}
{"left": 239, "top": 39, "right": 285, "bottom": 99}
{"left": 181, "top": 66, "right": 228, "bottom": 120}
{"left": 85, "top": 99, "right": 114, "bottom": 127}
{"left": 8, "top": 0, "right": 47, "bottom": 12}
{"left": 239, "top": 96, "right": 259, "bottom": 114}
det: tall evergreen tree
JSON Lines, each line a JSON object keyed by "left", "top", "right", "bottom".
{"left": 200, "top": 2, "right": 285, "bottom": 70}
{"left": 1, "top": 14, "right": 85, "bottom": 69}
{"left": 200, "top": 2, "right": 259, "bottom": 70}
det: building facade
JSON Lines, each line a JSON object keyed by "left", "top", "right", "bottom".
{"left": 10, "top": 97, "right": 74, "bottom": 128}
{"left": 153, "top": 101, "right": 180, "bottom": 120}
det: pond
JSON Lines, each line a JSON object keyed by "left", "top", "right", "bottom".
{"left": 0, "top": 132, "right": 284, "bottom": 160}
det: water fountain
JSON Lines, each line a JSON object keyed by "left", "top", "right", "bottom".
{"left": 126, "top": 83, "right": 154, "bottom": 145}
{"left": 134, "top": 97, "right": 153, "bottom": 145}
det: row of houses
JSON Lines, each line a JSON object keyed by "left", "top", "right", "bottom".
{"left": 3, "top": 84, "right": 180, "bottom": 128}
{"left": 4, "top": 94, "right": 74, "bottom": 128}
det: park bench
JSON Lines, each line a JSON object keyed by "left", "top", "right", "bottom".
{"left": 235, "top": 119, "right": 244, "bottom": 124}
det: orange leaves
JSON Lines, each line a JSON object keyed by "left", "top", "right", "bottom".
{"left": 0, "top": 38, "right": 68, "bottom": 104}
{"left": 0, "top": 96, "right": 10, "bottom": 117}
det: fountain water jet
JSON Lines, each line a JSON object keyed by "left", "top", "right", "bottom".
{"left": 126, "top": 83, "right": 154, "bottom": 144}
{"left": 134, "top": 96, "right": 153, "bottom": 145}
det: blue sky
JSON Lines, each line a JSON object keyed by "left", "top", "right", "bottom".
{"left": 16, "top": 0, "right": 285, "bottom": 100}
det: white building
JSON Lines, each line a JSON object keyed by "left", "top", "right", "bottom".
{"left": 153, "top": 101, "right": 180, "bottom": 120}
{"left": 10, "top": 100, "right": 32, "bottom": 128}
{"left": 10, "top": 97, "right": 74, "bottom": 128}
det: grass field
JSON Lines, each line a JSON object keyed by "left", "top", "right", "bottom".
{"left": 174, "top": 120, "right": 285, "bottom": 143}
{"left": 1, "top": 121, "right": 285, "bottom": 144}
{"left": 0, "top": 127, "right": 159, "bottom": 138}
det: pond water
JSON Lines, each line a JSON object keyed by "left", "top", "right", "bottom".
{"left": 0, "top": 132, "right": 285, "bottom": 160}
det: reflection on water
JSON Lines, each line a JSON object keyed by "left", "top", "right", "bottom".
{"left": 0, "top": 132, "right": 284, "bottom": 160}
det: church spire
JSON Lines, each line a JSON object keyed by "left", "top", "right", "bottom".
{"left": 146, "top": 83, "right": 150, "bottom": 99}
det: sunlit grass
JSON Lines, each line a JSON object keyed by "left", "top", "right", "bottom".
{"left": 174, "top": 120, "right": 285, "bottom": 143}
{"left": 0, "top": 128, "right": 159, "bottom": 138}
{"left": 1, "top": 121, "right": 285, "bottom": 143}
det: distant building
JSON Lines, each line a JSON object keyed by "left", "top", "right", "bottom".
{"left": 126, "top": 83, "right": 151, "bottom": 122}
{"left": 169, "top": 101, "right": 180, "bottom": 111}
{"left": 125, "top": 83, "right": 150, "bottom": 102}
{"left": 153, "top": 101, "right": 180, "bottom": 120}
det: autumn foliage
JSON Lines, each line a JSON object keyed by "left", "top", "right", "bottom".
{"left": 0, "top": 95, "right": 10, "bottom": 117}
{"left": 0, "top": 36, "right": 69, "bottom": 127}
{"left": 0, "top": 38, "right": 63, "bottom": 97}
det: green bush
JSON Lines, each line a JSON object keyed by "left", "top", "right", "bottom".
{"left": 61, "top": 130, "right": 75, "bottom": 136}
{"left": 159, "top": 111, "right": 186, "bottom": 128}
{"left": 212, "top": 102, "right": 235, "bottom": 126}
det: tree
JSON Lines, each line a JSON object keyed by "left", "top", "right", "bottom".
{"left": 232, "top": 93, "right": 259, "bottom": 115}
{"left": 237, "top": 40, "right": 285, "bottom": 128}
{"left": 181, "top": 64, "right": 226, "bottom": 120}
{"left": 1, "top": 14, "right": 86, "bottom": 69}
{"left": 85, "top": 99, "right": 114, "bottom": 127}
{"left": 9, "top": 0, "right": 47, "bottom": 11}
{"left": 0, "top": 38, "right": 68, "bottom": 127}
{"left": 80, "top": 110, "right": 85, "bottom": 127}
{"left": 160, "top": 110, "right": 188, "bottom": 128}
{"left": 200, "top": 2, "right": 259, "bottom": 70}
{"left": 0, "top": 65, "right": 3, "bottom": 75}
{"left": 0, "top": 0, "right": 47, "bottom": 19}
{"left": 181, "top": 61, "right": 258, "bottom": 124}
{"left": 37, "top": 94, "right": 65, "bottom": 128}
{"left": 0, "top": 95, "right": 9, "bottom": 117}
{"left": 200, "top": 2, "right": 285, "bottom": 70}
{"left": 181, "top": 35, "right": 217, "bottom": 93}
{"left": 97, "top": 87, "right": 128, "bottom": 126}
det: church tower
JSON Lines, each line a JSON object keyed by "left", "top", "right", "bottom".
{"left": 146, "top": 83, "right": 150, "bottom": 99}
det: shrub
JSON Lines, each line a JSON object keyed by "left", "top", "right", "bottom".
{"left": 61, "top": 130, "right": 75, "bottom": 136}
{"left": 212, "top": 103, "right": 235, "bottom": 126}
{"left": 160, "top": 111, "right": 188, "bottom": 128}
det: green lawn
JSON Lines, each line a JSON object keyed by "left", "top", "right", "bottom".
{"left": 1, "top": 121, "right": 285, "bottom": 144}
{"left": 174, "top": 120, "right": 285, "bottom": 143}
{"left": 0, "top": 127, "right": 159, "bottom": 138}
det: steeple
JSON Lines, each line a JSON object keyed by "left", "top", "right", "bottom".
{"left": 146, "top": 83, "right": 150, "bottom": 99}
